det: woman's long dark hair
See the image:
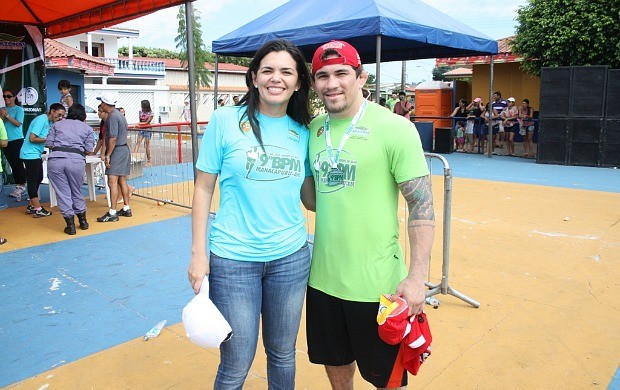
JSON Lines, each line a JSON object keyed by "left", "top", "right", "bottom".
{"left": 239, "top": 39, "right": 311, "bottom": 149}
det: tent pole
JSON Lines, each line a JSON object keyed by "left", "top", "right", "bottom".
{"left": 214, "top": 54, "right": 219, "bottom": 111}
{"left": 487, "top": 54, "right": 494, "bottom": 158}
{"left": 375, "top": 35, "right": 381, "bottom": 103}
{"left": 401, "top": 60, "right": 406, "bottom": 92}
{"left": 185, "top": 1, "right": 199, "bottom": 179}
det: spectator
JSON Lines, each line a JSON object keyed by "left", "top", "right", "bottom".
{"left": 179, "top": 101, "right": 190, "bottom": 121}
{"left": 57, "top": 79, "right": 74, "bottom": 114}
{"left": 466, "top": 97, "right": 484, "bottom": 152}
{"left": 217, "top": 98, "right": 225, "bottom": 108}
{"left": 450, "top": 99, "right": 468, "bottom": 149}
{"left": 46, "top": 104, "right": 95, "bottom": 234}
{"left": 455, "top": 120, "right": 466, "bottom": 152}
{"left": 133, "top": 100, "right": 154, "bottom": 166}
{"left": 1, "top": 89, "right": 27, "bottom": 199}
{"left": 500, "top": 97, "right": 519, "bottom": 156}
{"left": 519, "top": 98, "right": 535, "bottom": 158}
{"left": 232, "top": 95, "right": 240, "bottom": 105}
{"left": 393, "top": 91, "right": 413, "bottom": 120}
{"left": 379, "top": 97, "right": 388, "bottom": 108}
{"left": 20, "top": 103, "right": 66, "bottom": 217}
{"left": 385, "top": 91, "right": 399, "bottom": 112}
{"left": 492, "top": 91, "right": 507, "bottom": 149}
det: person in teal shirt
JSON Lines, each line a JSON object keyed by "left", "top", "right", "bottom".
{"left": 0, "top": 118, "right": 8, "bottom": 212}
{"left": 1, "top": 89, "right": 27, "bottom": 198}
{"left": 20, "top": 103, "right": 66, "bottom": 217}
{"left": 187, "top": 39, "right": 315, "bottom": 389}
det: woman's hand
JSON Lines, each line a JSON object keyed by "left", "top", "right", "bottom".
{"left": 188, "top": 252, "right": 210, "bottom": 294}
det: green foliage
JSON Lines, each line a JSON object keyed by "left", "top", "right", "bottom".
{"left": 512, "top": 0, "right": 620, "bottom": 76}
{"left": 175, "top": 5, "right": 212, "bottom": 89}
{"left": 365, "top": 73, "right": 376, "bottom": 85}
{"left": 117, "top": 46, "right": 180, "bottom": 59}
{"left": 218, "top": 56, "right": 252, "bottom": 67}
{"left": 432, "top": 65, "right": 454, "bottom": 81}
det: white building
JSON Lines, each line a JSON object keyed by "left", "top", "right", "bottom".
{"left": 56, "top": 27, "right": 247, "bottom": 124}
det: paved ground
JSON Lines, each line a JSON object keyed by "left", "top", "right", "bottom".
{"left": 1, "top": 151, "right": 619, "bottom": 389}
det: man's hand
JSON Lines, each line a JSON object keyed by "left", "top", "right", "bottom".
{"left": 394, "top": 275, "right": 426, "bottom": 316}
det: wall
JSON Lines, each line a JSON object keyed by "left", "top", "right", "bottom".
{"left": 472, "top": 62, "right": 541, "bottom": 110}
{"left": 46, "top": 69, "right": 85, "bottom": 106}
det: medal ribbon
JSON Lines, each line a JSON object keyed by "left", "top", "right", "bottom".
{"left": 324, "top": 100, "right": 367, "bottom": 169}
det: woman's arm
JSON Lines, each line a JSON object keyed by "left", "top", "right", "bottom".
{"left": 188, "top": 171, "right": 218, "bottom": 294}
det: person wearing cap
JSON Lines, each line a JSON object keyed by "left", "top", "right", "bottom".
{"left": 187, "top": 39, "right": 314, "bottom": 389}
{"left": 95, "top": 92, "right": 133, "bottom": 222}
{"left": 307, "top": 40, "right": 435, "bottom": 389}
{"left": 466, "top": 97, "right": 484, "bottom": 153}
{"left": 501, "top": 97, "right": 520, "bottom": 156}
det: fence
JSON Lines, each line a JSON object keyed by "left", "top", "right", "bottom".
{"left": 93, "top": 122, "right": 205, "bottom": 209}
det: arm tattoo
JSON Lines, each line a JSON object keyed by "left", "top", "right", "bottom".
{"left": 399, "top": 175, "right": 435, "bottom": 224}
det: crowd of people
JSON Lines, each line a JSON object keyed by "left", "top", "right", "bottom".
{"left": 450, "top": 91, "right": 536, "bottom": 157}
{"left": 0, "top": 80, "right": 139, "bottom": 241}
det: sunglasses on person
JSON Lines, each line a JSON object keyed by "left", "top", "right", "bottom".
{"left": 3, "top": 95, "right": 14, "bottom": 98}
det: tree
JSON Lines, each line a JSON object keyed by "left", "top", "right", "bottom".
{"left": 118, "top": 46, "right": 180, "bottom": 59}
{"left": 512, "top": 0, "right": 620, "bottom": 76}
{"left": 175, "top": 5, "right": 211, "bottom": 89}
{"left": 432, "top": 65, "right": 453, "bottom": 81}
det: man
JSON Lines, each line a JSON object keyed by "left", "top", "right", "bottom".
{"left": 307, "top": 40, "right": 435, "bottom": 389}
{"left": 232, "top": 95, "right": 240, "bottom": 105}
{"left": 385, "top": 91, "right": 399, "bottom": 112}
{"left": 217, "top": 98, "right": 225, "bottom": 108}
{"left": 393, "top": 91, "right": 414, "bottom": 120}
{"left": 20, "top": 103, "right": 66, "bottom": 217}
{"left": 96, "top": 93, "right": 132, "bottom": 222}
{"left": 491, "top": 91, "right": 507, "bottom": 150}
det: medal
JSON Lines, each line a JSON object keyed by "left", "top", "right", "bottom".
{"left": 327, "top": 167, "right": 344, "bottom": 186}
{"left": 323, "top": 100, "right": 367, "bottom": 187}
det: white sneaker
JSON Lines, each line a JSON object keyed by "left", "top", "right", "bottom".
{"left": 9, "top": 185, "right": 25, "bottom": 198}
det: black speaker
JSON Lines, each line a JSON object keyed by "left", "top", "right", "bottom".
{"left": 538, "top": 118, "right": 568, "bottom": 143}
{"left": 571, "top": 66, "right": 608, "bottom": 117}
{"left": 570, "top": 118, "right": 603, "bottom": 143}
{"left": 602, "top": 120, "right": 620, "bottom": 167}
{"left": 540, "top": 67, "right": 571, "bottom": 118}
{"left": 434, "top": 127, "right": 453, "bottom": 153}
{"left": 537, "top": 141, "right": 567, "bottom": 165}
{"left": 568, "top": 142, "right": 600, "bottom": 166}
{"left": 605, "top": 69, "right": 620, "bottom": 119}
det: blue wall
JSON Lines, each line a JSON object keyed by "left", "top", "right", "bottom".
{"left": 45, "top": 69, "right": 85, "bottom": 107}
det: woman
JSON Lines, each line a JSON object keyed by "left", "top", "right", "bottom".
{"left": 1, "top": 89, "right": 27, "bottom": 199}
{"left": 466, "top": 97, "right": 484, "bottom": 153}
{"left": 133, "top": 100, "right": 154, "bottom": 166}
{"left": 46, "top": 104, "right": 95, "bottom": 235}
{"left": 450, "top": 99, "right": 468, "bottom": 150}
{"left": 187, "top": 39, "right": 314, "bottom": 389}
{"left": 501, "top": 97, "right": 520, "bottom": 156}
{"left": 519, "top": 98, "right": 536, "bottom": 158}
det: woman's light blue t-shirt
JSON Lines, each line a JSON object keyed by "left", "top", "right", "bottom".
{"left": 20, "top": 113, "right": 50, "bottom": 160}
{"left": 4, "top": 105, "right": 25, "bottom": 141}
{"left": 196, "top": 106, "right": 311, "bottom": 262}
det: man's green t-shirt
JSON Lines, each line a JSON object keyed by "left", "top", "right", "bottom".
{"left": 308, "top": 102, "right": 429, "bottom": 302}
{"left": 386, "top": 97, "right": 399, "bottom": 112}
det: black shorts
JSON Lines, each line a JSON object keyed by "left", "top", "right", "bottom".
{"left": 306, "top": 286, "right": 407, "bottom": 388}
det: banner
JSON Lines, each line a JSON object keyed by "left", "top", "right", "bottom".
{"left": 0, "top": 23, "right": 47, "bottom": 135}
{"left": 0, "top": 23, "right": 47, "bottom": 184}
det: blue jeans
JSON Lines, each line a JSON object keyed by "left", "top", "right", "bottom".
{"left": 209, "top": 243, "right": 311, "bottom": 390}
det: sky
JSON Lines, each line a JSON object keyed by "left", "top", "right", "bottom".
{"left": 119, "top": 0, "right": 528, "bottom": 85}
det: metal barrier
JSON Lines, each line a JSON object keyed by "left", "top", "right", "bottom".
{"left": 102, "top": 122, "right": 208, "bottom": 209}
{"left": 423, "top": 153, "right": 479, "bottom": 307}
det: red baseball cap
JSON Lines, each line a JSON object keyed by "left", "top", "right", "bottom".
{"left": 312, "top": 40, "right": 362, "bottom": 74}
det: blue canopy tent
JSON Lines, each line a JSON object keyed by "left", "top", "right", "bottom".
{"left": 211, "top": 0, "right": 498, "bottom": 104}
